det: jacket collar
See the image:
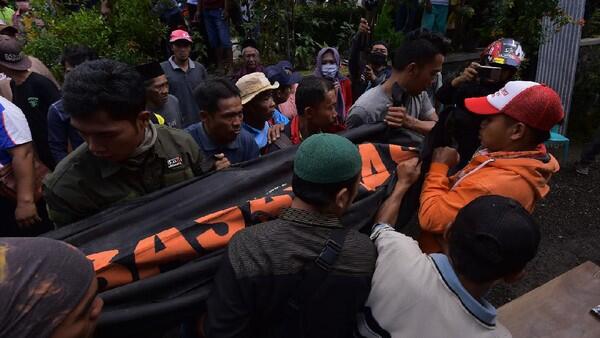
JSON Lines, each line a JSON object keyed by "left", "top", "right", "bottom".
{"left": 279, "top": 208, "right": 343, "bottom": 229}
{"left": 430, "top": 254, "right": 497, "bottom": 327}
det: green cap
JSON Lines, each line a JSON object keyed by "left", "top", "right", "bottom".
{"left": 294, "top": 133, "right": 362, "bottom": 184}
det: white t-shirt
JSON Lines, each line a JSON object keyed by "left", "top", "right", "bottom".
{"left": 0, "top": 96, "right": 32, "bottom": 166}
{"left": 357, "top": 225, "right": 512, "bottom": 338}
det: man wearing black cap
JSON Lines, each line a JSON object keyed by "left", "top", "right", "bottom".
{"left": 358, "top": 195, "right": 540, "bottom": 337}
{"left": 0, "top": 35, "right": 60, "bottom": 169}
{"left": 136, "top": 61, "right": 183, "bottom": 129}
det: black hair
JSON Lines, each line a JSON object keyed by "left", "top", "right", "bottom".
{"left": 391, "top": 29, "right": 449, "bottom": 71}
{"left": 295, "top": 75, "right": 335, "bottom": 116}
{"left": 370, "top": 40, "right": 389, "bottom": 52}
{"left": 241, "top": 38, "right": 258, "bottom": 50}
{"left": 193, "top": 77, "right": 240, "bottom": 114}
{"left": 405, "top": 28, "right": 450, "bottom": 56}
{"left": 60, "top": 45, "right": 98, "bottom": 68}
{"left": 292, "top": 173, "right": 359, "bottom": 206}
{"left": 448, "top": 201, "right": 541, "bottom": 283}
{"left": 62, "top": 59, "right": 146, "bottom": 121}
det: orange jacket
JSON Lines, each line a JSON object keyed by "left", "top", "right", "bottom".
{"left": 418, "top": 149, "right": 560, "bottom": 253}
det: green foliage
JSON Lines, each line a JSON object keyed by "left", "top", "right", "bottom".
{"left": 242, "top": 1, "right": 361, "bottom": 69}
{"left": 473, "top": 0, "right": 569, "bottom": 62}
{"left": 583, "top": 8, "right": 600, "bottom": 38}
{"left": 568, "top": 45, "right": 600, "bottom": 141}
{"left": 24, "top": 0, "right": 167, "bottom": 79}
{"left": 373, "top": 0, "right": 403, "bottom": 49}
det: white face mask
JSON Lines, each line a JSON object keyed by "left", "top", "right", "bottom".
{"left": 321, "top": 64, "right": 338, "bottom": 79}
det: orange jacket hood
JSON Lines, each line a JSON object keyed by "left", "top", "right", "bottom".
{"left": 453, "top": 149, "right": 560, "bottom": 199}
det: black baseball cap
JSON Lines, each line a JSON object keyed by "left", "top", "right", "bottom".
{"left": 265, "top": 61, "right": 302, "bottom": 86}
{"left": 449, "top": 195, "right": 540, "bottom": 282}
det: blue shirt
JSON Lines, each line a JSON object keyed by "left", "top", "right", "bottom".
{"left": 186, "top": 122, "right": 259, "bottom": 164}
{"left": 272, "top": 109, "right": 290, "bottom": 125}
{"left": 242, "top": 121, "right": 270, "bottom": 149}
{"left": 47, "top": 99, "right": 85, "bottom": 164}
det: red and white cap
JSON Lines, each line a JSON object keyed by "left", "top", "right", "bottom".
{"left": 464, "top": 81, "right": 565, "bottom": 132}
{"left": 169, "top": 29, "right": 193, "bottom": 43}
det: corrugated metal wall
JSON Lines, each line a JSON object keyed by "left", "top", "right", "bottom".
{"left": 535, "top": 0, "right": 586, "bottom": 134}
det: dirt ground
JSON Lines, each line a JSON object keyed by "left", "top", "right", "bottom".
{"left": 487, "top": 144, "right": 600, "bottom": 306}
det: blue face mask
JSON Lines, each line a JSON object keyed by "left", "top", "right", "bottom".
{"left": 321, "top": 64, "right": 338, "bottom": 79}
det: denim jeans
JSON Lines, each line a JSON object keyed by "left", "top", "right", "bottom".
{"left": 203, "top": 8, "right": 232, "bottom": 48}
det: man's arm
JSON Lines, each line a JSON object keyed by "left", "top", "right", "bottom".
{"left": 418, "top": 147, "right": 490, "bottom": 234}
{"left": 403, "top": 117, "right": 437, "bottom": 135}
{"left": 375, "top": 157, "right": 421, "bottom": 226}
{"left": 8, "top": 142, "right": 41, "bottom": 227}
{"left": 345, "top": 106, "right": 368, "bottom": 129}
{"left": 436, "top": 62, "right": 479, "bottom": 105}
{"left": 47, "top": 103, "right": 69, "bottom": 163}
{"left": 349, "top": 18, "right": 370, "bottom": 81}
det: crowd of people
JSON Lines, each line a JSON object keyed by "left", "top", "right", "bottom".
{"left": 0, "top": 1, "right": 580, "bottom": 337}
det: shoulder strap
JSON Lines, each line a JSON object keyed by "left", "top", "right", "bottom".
{"left": 284, "top": 228, "right": 350, "bottom": 333}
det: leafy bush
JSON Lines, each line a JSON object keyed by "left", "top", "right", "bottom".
{"left": 242, "top": 1, "right": 361, "bottom": 69}
{"left": 25, "top": 0, "right": 167, "bottom": 79}
{"left": 568, "top": 45, "right": 600, "bottom": 141}
{"left": 473, "top": 0, "right": 569, "bottom": 57}
{"left": 583, "top": 7, "right": 600, "bottom": 38}
{"left": 372, "top": 0, "right": 404, "bottom": 50}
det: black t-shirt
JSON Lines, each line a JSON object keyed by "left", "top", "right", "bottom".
{"left": 11, "top": 72, "right": 60, "bottom": 169}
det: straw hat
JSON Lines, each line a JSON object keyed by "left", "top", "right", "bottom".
{"left": 236, "top": 72, "right": 279, "bottom": 105}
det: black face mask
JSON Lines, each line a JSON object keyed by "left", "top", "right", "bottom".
{"left": 368, "top": 52, "right": 387, "bottom": 67}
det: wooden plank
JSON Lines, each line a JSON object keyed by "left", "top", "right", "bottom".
{"left": 444, "top": 51, "right": 481, "bottom": 64}
{"left": 498, "top": 261, "right": 600, "bottom": 338}
{"left": 580, "top": 37, "right": 600, "bottom": 47}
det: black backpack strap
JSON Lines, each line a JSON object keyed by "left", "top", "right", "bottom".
{"left": 284, "top": 228, "right": 350, "bottom": 333}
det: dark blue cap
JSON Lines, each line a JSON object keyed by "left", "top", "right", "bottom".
{"left": 265, "top": 61, "right": 302, "bottom": 86}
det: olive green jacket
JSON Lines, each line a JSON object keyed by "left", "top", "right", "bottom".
{"left": 43, "top": 125, "right": 214, "bottom": 227}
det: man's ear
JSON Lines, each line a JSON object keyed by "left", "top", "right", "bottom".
{"left": 503, "top": 269, "right": 526, "bottom": 284}
{"left": 334, "top": 187, "right": 352, "bottom": 213}
{"left": 136, "top": 111, "right": 151, "bottom": 129}
{"left": 200, "top": 110, "right": 209, "bottom": 122}
{"left": 510, "top": 122, "right": 527, "bottom": 141}
{"left": 406, "top": 62, "right": 418, "bottom": 75}
{"left": 138, "top": 111, "right": 151, "bottom": 123}
{"left": 304, "top": 106, "right": 314, "bottom": 120}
